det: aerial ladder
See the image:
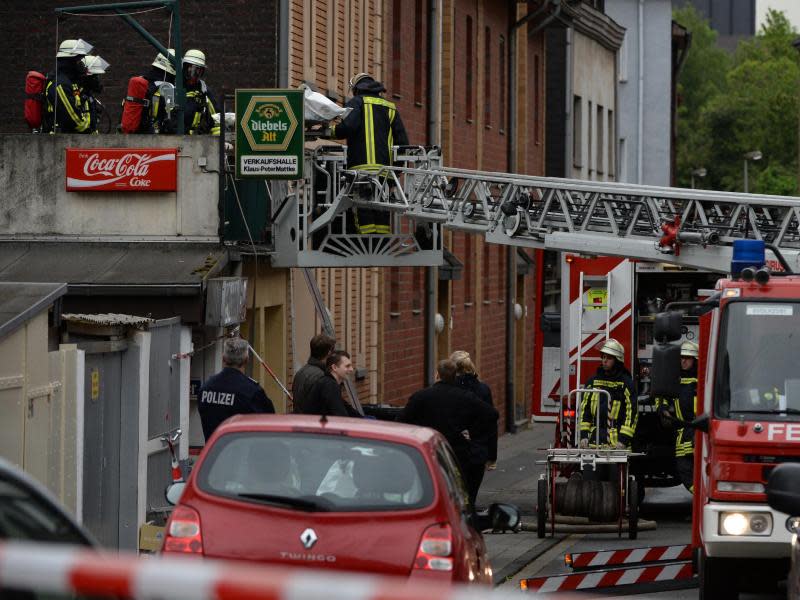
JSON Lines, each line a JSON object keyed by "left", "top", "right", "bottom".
{"left": 271, "top": 144, "right": 800, "bottom": 273}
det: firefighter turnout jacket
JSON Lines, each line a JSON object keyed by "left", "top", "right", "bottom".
{"left": 579, "top": 363, "right": 637, "bottom": 447}
{"left": 655, "top": 367, "right": 697, "bottom": 457}
{"left": 185, "top": 80, "right": 220, "bottom": 135}
{"left": 198, "top": 367, "right": 275, "bottom": 440}
{"left": 46, "top": 70, "right": 92, "bottom": 133}
{"left": 331, "top": 94, "right": 409, "bottom": 171}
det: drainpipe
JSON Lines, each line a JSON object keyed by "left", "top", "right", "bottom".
{"left": 504, "top": 0, "right": 560, "bottom": 433}
{"left": 425, "top": 0, "right": 441, "bottom": 386}
{"left": 637, "top": 0, "right": 644, "bottom": 184}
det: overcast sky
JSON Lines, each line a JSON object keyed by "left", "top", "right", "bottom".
{"left": 757, "top": 0, "right": 800, "bottom": 32}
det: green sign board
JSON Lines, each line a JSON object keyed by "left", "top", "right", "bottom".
{"left": 235, "top": 88, "right": 304, "bottom": 180}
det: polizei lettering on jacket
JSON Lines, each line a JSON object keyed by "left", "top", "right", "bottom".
{"left": 201, "top": 390, "right": 237, "bottom": 406}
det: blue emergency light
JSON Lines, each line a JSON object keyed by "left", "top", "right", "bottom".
{"left": 731, "top": 239, "right": 765, "bottom": 277}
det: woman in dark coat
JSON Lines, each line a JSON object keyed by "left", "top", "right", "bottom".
{"left": 451, "top": 351, "right": 498, "bottom": 508}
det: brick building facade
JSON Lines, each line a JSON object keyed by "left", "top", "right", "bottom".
{"left": 3, "top": 1, "right": 280, "bottom": 133}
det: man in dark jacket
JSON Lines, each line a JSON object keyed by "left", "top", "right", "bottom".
{"left": 198, "top": 337, "right": 275, "bottom": 440}
{"left": 304, "top": 350, "right": 360, "bottom": 417}
{"left": 399, "top": 360, "right": 499, "bottom": 505}
{"left": 292, "top": 334, "right": 336, "bottom": 413}
{"left": 330, "top": 72, "right": 409, "bottom": 234}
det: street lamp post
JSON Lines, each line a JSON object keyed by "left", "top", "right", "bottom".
{"left": 691, "top": 167, "right": 707, "bottom": 189}
{"left": 743, "top": 150, "right": 762, "bottom": 193}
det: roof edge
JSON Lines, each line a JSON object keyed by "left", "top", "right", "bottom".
{"left": 0, "top": 282, "right": 67, "bottom": 339}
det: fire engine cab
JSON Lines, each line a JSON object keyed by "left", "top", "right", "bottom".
{"left": 653, "top": 240, "right": 800, "bottom": 599}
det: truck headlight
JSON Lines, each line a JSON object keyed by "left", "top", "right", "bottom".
{"left": 719, "top": 512, "right": 773, "bottom": 536}
{"left": 717, "top": 481, "right": 765, "bottom": 493}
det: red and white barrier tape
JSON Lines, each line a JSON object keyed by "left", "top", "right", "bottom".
{"left": 0, "top": 541, "right": 565, "bottom": 600}
{"left": 521, "top": 561, "right": 694, "bottom": 593}
{"left": 566, "top": 544, "right": 691, "bottom": 569}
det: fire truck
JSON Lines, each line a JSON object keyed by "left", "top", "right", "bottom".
{"left": 650, "top": 240, "right": 800, "bottom": 599}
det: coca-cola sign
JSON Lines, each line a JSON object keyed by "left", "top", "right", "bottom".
{"left": 66, "top": 148, "right": 177, "bottom": 192}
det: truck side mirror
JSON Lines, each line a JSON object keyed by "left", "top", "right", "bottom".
{"left": 654, "top": 311, "right": 682, "bottom": 342}
{"left": 650, "top": 342, "right": 681, "bottom": 397}
{"left": 767, "top": 463, "right": 800, "bottom": 516}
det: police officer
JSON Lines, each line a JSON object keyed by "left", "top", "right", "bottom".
{"left": 46, "top": 39, "right": 94, "bottom": 133}
{"left": 329, "top": 72, "right": 409, "bottom": 234}
{"left": 656, "top": 340, "right": 698, "bottom": 492}
{"left": 198, "top": 337, "right": 275, "bottom": 440}
{"left": 579, "top": 338, "right": 637, "bottom": 449}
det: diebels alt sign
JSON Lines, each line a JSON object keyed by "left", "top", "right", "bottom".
{"left": 235, "top": 89, "right": 303, "bottom": 180}
{"left": 66, "top": 148, "right": 178, "bottom": 192}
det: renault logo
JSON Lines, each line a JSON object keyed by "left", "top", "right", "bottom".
{"left": 300, "top": 528, "right": 318, "bottom": 549}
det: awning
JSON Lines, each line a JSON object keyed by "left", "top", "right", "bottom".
{"left": 0, "top": 243, "right": 228, "bottom": 296}
{"left": 0, "top": 282, "right": 66, "bottom": 338}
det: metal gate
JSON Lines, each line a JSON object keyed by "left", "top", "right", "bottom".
{"left": 145, "top": 318, "right": 189, "bottom": 524}
{"left": 82, "top": 349, "right": 124, "bottom": 548}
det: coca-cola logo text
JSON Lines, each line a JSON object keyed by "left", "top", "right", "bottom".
{"left": 66, "top": 148, "right": 177, "bottom": 192}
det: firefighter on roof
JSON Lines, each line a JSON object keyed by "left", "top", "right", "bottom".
{"left": 329, "top": 72, "right": 409, "bottom": 234}
{"left": 655, "top": 340, "right": 698, "bottom": 492}
{"left": 179, "top": 49, "right": 220, "bottom": 135}
{"left": 79, "top": 55, "right": 109, "bottom": 134}
{"left": 579, "top": 338, "right": 637, "bottom": 449}
{"left": 46, "top": 39, "right": 94, "bottom": 133}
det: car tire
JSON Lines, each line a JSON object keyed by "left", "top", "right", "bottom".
{"left": 699, "top": 550, "right": 738, "bottom": 600}
{"left": 537, "top": 478, "right": 547, "bottom": 538}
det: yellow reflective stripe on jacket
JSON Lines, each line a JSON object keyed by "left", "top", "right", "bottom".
{"left": 618, "top": 383, "right": 635, "bottom": 438}
{"left": 388, "top": 107, "right": 395, "bottom": 157}
{"left": 363, "top": 96, "right": 397, "bottom": 110}
{"left": 350, "top": 163, "right": 384, "bottom": 172}
{"left": 365, "top": 103, "right": 376, "bottom": 165}
{"left": 55, "top": 83, "right": 91, "bottom": 132}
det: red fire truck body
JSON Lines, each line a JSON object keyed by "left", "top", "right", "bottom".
{"left": 693, "top": 274, "right": 800, "bottom": 597}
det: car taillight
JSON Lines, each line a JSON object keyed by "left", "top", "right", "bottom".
{"left": 163, "top": 505, "right": 203, "bottom": 554}
{"left": 562, "top": 409, "right": 576, "bottom": 418}
{"left": 414, "top": 524, "right": 453, "bottom": 572}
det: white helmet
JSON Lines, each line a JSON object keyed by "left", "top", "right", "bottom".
{"left": 152, "top": 49, "right": 176, "bottom": 76}
{"left": 349, "top": 72, "right": 372, "bottom": 89}
{"left": 182, "top": 49, "right": 206, "bottom": 68}
{"left": 681, "top": 341, "right": 699, "bottom": 358}
{"left": 57, "top": 38, "right": 93, "bottom": 58}
{"left": 81, "top": 55, "right": 109, "bottom": 75}
{"left": 599, "top": 338, "right": 625, "bottom": 361}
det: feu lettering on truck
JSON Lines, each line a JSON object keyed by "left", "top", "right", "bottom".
{"left": 767, "top": 423, "right": 800, "bottom": 441}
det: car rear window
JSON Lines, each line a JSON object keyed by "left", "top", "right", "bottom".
{"left": 197, "top": 432, "right": 434, "bottom": 512}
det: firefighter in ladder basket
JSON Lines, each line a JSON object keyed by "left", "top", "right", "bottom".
{"left": 328, "top": 72, "right": 409, "bottom": 234}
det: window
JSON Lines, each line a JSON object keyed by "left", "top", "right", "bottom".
{"left": 597, "top": 104, "right": 604, "bottom": 175}
{"left": 533, "top": 54, "right": 541, "bottom": 143}
{"left": 436, "top": 445, "right": 469, "bottom": 510}
{"left": 412, "top": 267, "right": 422, "bottom": 312}
{"left": 484, "top": 27, "right": 492, "bottom": 127}
{"left": 414, "top": 0, "right": 424, "bottom": 104}
{"left": 608, "top": 110, "right": 615, "bottom": 179}
{"left": 466, "top": 15, "right": 474, "bottom": 121}
{"left": 572, "top": 95, "right": 583, "bottom": 167}
{"left": 483, "top": 242, "right": 491, "bottom": 301}
{"left": 392, "top": 1, "right": 402, "bottom": 93}
{"left": 619, "top": 137, "right": 627, "bottom": 182}
{"left": 499, "top": 36, "right": 506, "bottom": 132}
{"left": 199, "top": 432, "right": 435, "bottom": 511}
{"left": 618, "top": 34, "right": 628, "bottom": 82}
{"left": 588, "top": 100, "right": 593, "bottom": 175}
{"left": 465, "top": 236, "right": 474, "bottom": 304}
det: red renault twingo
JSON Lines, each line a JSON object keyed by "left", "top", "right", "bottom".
{"left": 162, "top": 415, "right": 515, "bottom": 583}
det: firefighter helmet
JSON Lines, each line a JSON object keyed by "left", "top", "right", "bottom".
{"left": 182, "top": 49, "right": 206, "bottom": 68}
{"left": 681, "top": 341, "right": 699, "bottom": 358}
{"left": 599, "top": 338, "right": 625, "bottom": 361}
{"left": 152, "top": 49, "right": 176, "bottom": 76}
{"left": 349, "top": 72, "right": 372, "bottom": 89}
{"left": 81, "top": 55, "right": 109, "bottom": 75}
{"left": 57, "top": 38, "right": 93, "bottom": 58}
